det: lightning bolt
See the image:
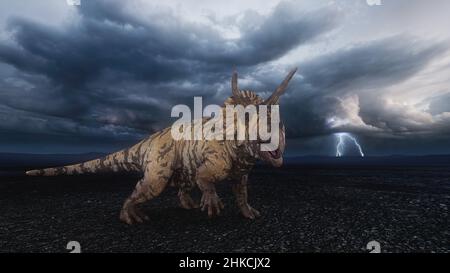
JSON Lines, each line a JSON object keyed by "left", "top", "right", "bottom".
{"left": 335, "top": 133, "right": 365, "bottom": 157}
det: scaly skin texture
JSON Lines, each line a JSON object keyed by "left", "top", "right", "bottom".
{"left": 26, "top": 69, "right": 296, "bottom": 225}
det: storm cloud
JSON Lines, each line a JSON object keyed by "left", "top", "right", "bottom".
{"left": 0, "top": 0, "right": 449, "bottom": 155}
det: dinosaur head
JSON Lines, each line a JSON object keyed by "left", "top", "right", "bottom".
{"left": 226, "top": 68, "right": 297, "bottom": 168}
{"left": 257, "top": 121, "right": 286, "bottom": 167}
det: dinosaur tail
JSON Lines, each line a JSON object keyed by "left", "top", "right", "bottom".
{"left": 25, "top": 147, "right": 141, "bottom": 176}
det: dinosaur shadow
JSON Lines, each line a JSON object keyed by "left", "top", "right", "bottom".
{"left": 119, "top": 201, "right": 259, "bottom": 235}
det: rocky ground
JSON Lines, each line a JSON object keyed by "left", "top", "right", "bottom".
{"left": 0, "top": 164, "right": 449, "bottom": 253}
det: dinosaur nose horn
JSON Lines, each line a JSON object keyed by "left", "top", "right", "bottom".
{"left": 264, "top": 68, "right": 297, "bottom": 105}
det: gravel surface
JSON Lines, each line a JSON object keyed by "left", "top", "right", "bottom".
{"left": 1, "top": 165, "right": 449, "bottom": 253}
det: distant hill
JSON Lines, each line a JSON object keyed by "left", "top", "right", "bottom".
{"left": 1, "top": 153, "right": 450, "bottom": 173}
{"left": 284, "top": 155, "right": 450, "bottom": 167}
{"left": 0, "top": 153, "right": 106, "bottom": 171}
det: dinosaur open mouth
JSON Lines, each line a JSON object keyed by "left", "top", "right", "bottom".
{"left": 257, "top": 123, "right": 285, "bottom": 165}
{"left": 258, "top": 148, "right": 283, "bottom": 167}
{"left": 268, "top": 149, "right": 281, "bottom": 159}
{"left": 260, "top": 148, "right": 282, "bottom": 160}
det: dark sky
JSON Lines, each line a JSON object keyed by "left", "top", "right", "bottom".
{"left": 0, "top": 0, "right": 449, "bottom": 155}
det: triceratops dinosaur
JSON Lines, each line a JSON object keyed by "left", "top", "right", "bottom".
{"left": 26, "top": 68, "right": 297, "bottom": 225}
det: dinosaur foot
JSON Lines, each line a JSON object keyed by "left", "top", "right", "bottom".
{"left": 178, "top": 190, "right": 199, "bottom": 210}
{"left": 239, "top": 204, "right": 260, "bottom": 220}
{"left": 200, "top": 191, "right": 224, "bottom": 217}
{"left": 120, "top": 200, "right": 149, "bottom": 225}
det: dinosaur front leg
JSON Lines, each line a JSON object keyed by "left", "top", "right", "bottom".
{"left": 232, "top": 175, "right": 260, "bottom": 219}
{"left": 199, "top": 183, "right": 224, "bottom": 217}
{"left": 196, "top": 158, "right": 230, "bottom": 218}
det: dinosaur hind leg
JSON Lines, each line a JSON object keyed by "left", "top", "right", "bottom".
{"left": 178, "top": 189, "right": 199, "bottom": 210}
{"left": 233, "top": 175, "right": 260, "bottom": 220}
{"left": 120, "top": 171, "right": 170, "bottom": 225}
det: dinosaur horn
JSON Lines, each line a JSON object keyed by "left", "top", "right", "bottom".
{"left": 231, "top": 70, "right": 248, "bottom": 105}
{"left": 264, "top": 68, "right": 297, "bottom": 105}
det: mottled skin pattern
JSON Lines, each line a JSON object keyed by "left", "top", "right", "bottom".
{"left": 27, "top": 69, "right": 296, "bottom": 225}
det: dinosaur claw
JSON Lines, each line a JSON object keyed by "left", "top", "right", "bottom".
{"left": 179, "top": 190, "right": 199, "bottom": 210}
{"left": 201, "top": 192, "right": 223, "bottom": 218}
{"left": 240, "top": 204, "right": 260, "bottom": 220}
{"left": 120, "top": 201, "right": 149, "bottom": 225}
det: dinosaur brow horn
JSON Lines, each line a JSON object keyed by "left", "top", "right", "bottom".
{"left": 231, "top": 70, "right": 248, "bottom": 105}
{"left": 264, "top": 68, "right": 298, "bottom": 105}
